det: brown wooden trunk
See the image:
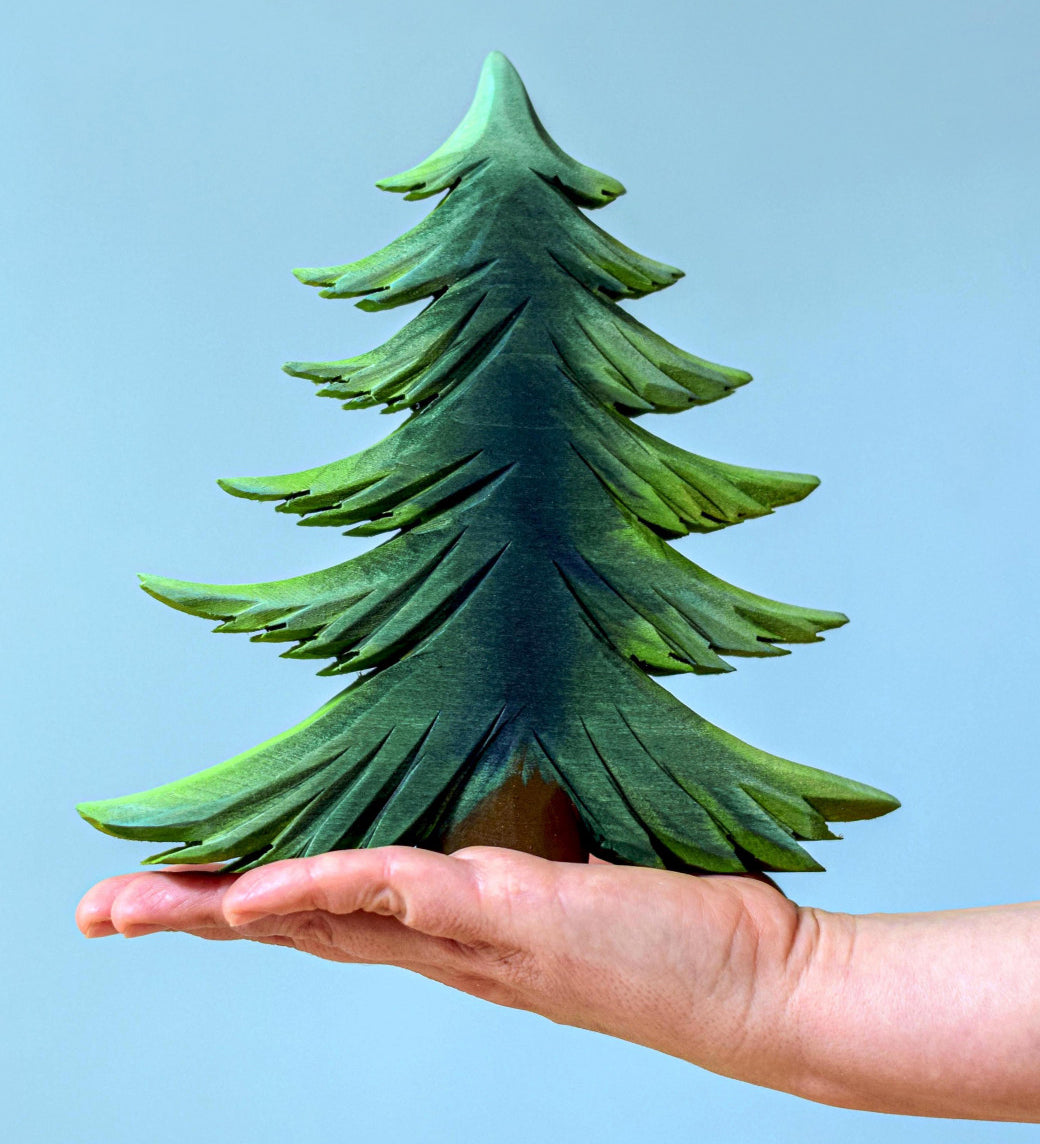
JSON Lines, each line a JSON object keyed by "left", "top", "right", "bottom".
{"left": 441, "top": 760, "right": 589, "bottom": 862}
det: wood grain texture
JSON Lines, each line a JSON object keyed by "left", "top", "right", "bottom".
{"left": 78, "top": 52, "right": 898, "bottom": 873}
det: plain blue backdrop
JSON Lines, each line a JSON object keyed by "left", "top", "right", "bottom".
{"left": 4, "top": 1, "right": 1039, "bottom": 1139}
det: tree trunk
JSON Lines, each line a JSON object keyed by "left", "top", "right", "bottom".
{"left": 440, "top": 756, "right": 589, "bottom": 862}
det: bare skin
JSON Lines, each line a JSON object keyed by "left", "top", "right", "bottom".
{"left": 76, "top": 847, "right": 1040, "bottom": 1121}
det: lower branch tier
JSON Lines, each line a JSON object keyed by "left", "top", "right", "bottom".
{"left": 78, "top": 617, "right": 898, "bottom": 873}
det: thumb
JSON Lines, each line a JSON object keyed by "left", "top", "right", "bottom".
{"left": 222, "top": 847, "right": 494, "bottom": 944}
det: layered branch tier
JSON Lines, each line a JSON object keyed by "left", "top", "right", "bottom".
{"left": 79, "top": 52, "right": 897, "bottom": 872}
{"left": 143, "top": 357, "right": 845, "bottom": 680}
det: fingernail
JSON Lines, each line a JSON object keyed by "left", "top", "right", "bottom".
{"left": 82, "top": 923, "right": 116, "bottom": 939}
{"left": 223, "top": 872, "right": 288, "bottom": 923}
{"left": 223, "top": 902, "right": 266, "bottom": 925}
{"left": 121, "top": 924, "right": 165, "bottom": 939}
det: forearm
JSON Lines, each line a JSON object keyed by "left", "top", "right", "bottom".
{"left": 768, "top": 902, "right": 1040, "bottom": 1120}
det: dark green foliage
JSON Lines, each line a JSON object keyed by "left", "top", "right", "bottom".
{"left": 79, "top": 53, "right": 898, "bottom": 872}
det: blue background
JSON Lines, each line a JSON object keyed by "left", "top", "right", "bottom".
{"left": 4, "top": 1, "right": 1038, "bottom": 1139}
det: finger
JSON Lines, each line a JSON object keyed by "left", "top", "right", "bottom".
{"left": 108, "top": 871, "right": 240, "bottom": 938}
{"left": 77, "top": 873, "right": 147, "bottom": 937}
{"left": 224, "top": 847, "right": 489, "bottom": 943}
{"left": 243, "top": 907, "right": 484, "bottom": 970}
{"left": 244, "top": 929, "right": 518, "bottom": 1005}
{"left": 241, "top": 918, "right": 525, "bottom": 1006}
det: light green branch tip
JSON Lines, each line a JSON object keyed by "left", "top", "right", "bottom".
{"left": 376, "top": 51, "right": 626, "bottom": 208}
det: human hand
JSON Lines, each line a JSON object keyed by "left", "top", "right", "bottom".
{"left": 76, "top": 847, "right": 1040, "bottom": 1121}
{"left": 76, "top": 846, "right": 804, "bottom": 1082}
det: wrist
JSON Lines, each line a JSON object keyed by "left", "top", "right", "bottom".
{"left": 765, "top": 905, "right": 862, "bottom": 1105}
{"left": 681, "top": 901, "right": 858, "bottom": 1101}
{"left": 772, "top": 903, "right": 1040, "bottom": 1120}
{"left": 667, "top": 887, "right": 845, "bottom": 1091}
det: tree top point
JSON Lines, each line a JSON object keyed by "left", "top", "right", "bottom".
{"left": 376, "top": 53, "right": 626, "bottom": 209}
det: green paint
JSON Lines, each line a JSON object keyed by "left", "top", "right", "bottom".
{"left": 78, "top": 52, "right": 898, "bottom": 872}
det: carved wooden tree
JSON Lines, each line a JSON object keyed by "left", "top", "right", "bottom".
{"left": 79, "top": 52, "right": 897, "bottom": 872}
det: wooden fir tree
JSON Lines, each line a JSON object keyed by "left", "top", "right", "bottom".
{"left": 79, "top": 52, "right": 898, "bottom": 872}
